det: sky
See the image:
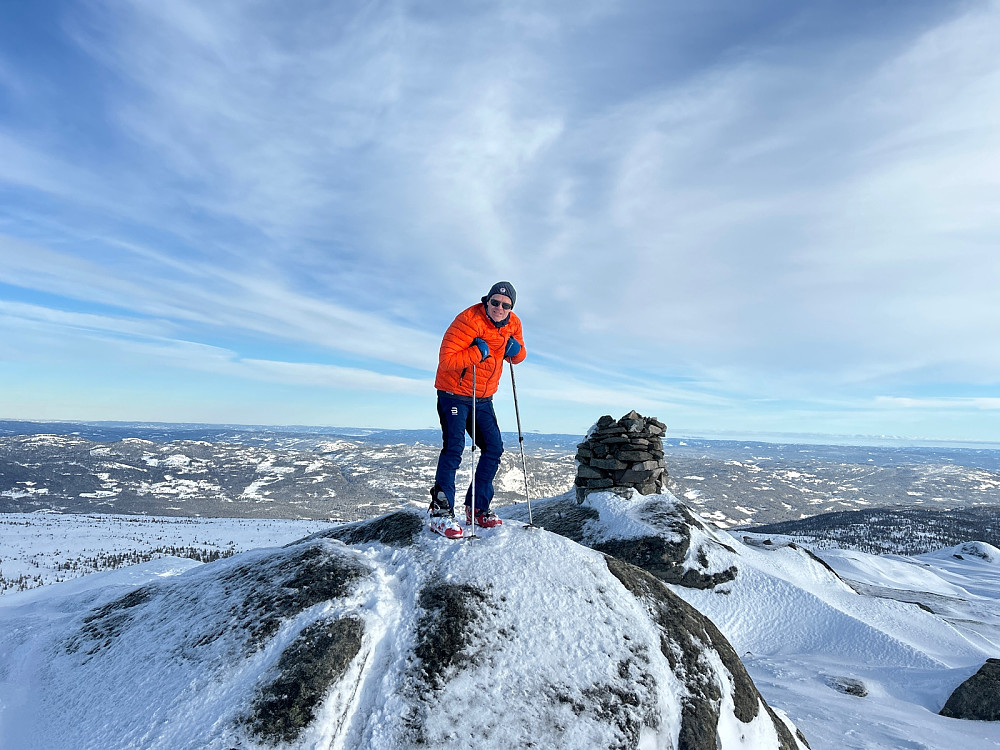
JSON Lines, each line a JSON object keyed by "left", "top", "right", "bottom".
{"left": 1, "top": 0, "right": 999, "bottom": 443}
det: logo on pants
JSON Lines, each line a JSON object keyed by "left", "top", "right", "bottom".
{"left": 451, "top": 406, "right": 459, "bottom": 416}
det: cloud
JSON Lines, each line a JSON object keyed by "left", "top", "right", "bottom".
{"left": 0, "top": 233, "right": 440, "bottom": 371}
{"left": 0, "top": 55, "right": 22, "bottom": 96}
{"left": 2, "top": 0, "right": 998, "bottom": 436}
{"left": 876, "top": 396, "right": 1000, "bottom": 411}
{"left": 0, "top": 300, "right": 172, "bottom": 339}
{"left": 500, "top": 1, "right": 1000, "bottom": 388}
{"left": 0, "top": 301, "right": 431, "bottom": 394}
{"left": 237, "top": 359, "right": 428, "bottom": 394}
{"left": 0, "top": 130, "right": 100, "bottom": 202}
{"left": 67, "top": 0, "right": 401, "bottom": 240}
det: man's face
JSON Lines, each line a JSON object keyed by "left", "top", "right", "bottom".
{"left": 486, "top": 294, "right": 513, "bottom": 323}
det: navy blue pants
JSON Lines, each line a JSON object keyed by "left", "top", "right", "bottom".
{"left": 434, "top": 392, "right": 504, "bottom": 513}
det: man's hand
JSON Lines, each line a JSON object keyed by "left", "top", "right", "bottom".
{"left": 504, "top": 337, "right": 521, "bottom": 360}
{"left": 472, "top": 337, "right": 490, "bottom": 362}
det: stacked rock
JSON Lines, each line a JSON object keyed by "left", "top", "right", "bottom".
{"left": 575, "top": 410, "right": 668, "bottom": 502}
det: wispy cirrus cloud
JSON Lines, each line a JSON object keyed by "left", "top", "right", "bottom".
{"left": 0, "top": 232, "right": 440, "bottom": 371}
{"left": 1, "top": 0, "right": 998, "bottom": 438}
{"left": 0, "top": 300, "right": 172, "bottom": 339}
{"left": 0, "top": 300, "right": 430, "bottom": 394}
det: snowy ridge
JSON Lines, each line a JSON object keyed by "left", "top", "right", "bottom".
{"left": 2, "top": 490, "right": 1000, "bottom": 748}
{"left": 505, "top": 490, "right": 1000, "bottom": 749}
{"left": 0, "top": 507, "right": 807, "bottom": 750}
{"left": 933, "top": 540, "right": 1000, "bottom": 564}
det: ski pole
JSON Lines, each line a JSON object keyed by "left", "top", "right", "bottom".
{"left": 508, "top": 360, "right": 537, "bottom": 528}
{"left": 468, "top": 364, "right": 478, "bottom": 540}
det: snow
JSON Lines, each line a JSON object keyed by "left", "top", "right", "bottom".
{"left": 818, "top": 548, "right": 971, "bottom": 597}
{"left": 393, "top": 528, "right": 686, "bottom": 749}
{"left": 579, "top": 489, "right": 682, "bottom": 543}
{"left": 0, "top": 513, "right": 328, "bottom": 593}
{"left": 666, "top": 521, "right": 1000, "bottom": 749}
{"left": 495, "top": 466, "right": 525, "bottom": 493}
{"left": 929, "top": 540, "right": 1000, "bottom": 565}
{"left": 0, "top": 516, "right": 755, "bottom": 749}
{"left": 1, "top": 497, "right": 999, "bottom": 748}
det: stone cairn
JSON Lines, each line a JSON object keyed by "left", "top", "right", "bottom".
{"left": 575, "top": 410, "right": 668, "bottom": 502}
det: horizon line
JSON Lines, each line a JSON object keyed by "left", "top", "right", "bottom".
{"left": 3, "top": 416, "right": 999, "bottom": 451}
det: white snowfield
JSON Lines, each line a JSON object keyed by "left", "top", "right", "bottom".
{"left": 0, "top": 491, "right": 996, "bottom": 749}
{"left": 676, "top": 528, "right": 1000, "bottom": 749}
{"left": 512, "top": 490, "right": 1000, "bottom": 750}
{"left": 0, "top": 513, "right": 329, "bottom": 593}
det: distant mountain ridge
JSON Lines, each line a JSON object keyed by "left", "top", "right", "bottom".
{"left": 2, "top": 419, "right": 999, "bottom": 527}
{"left": 0, "top": 431, "right": 576, "bottom": 520}
{"left": 746, "top": 505, "right": 1000, "bottom": 555}
{"left": 0, "top": 418, "right": 581, "bottom": 447}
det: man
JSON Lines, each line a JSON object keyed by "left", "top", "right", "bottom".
{"left": 429, "top": 281, "right": 527, "bottom": 538}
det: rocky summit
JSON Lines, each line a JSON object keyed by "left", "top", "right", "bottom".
{"left": 9, "top": 495, "right": 808, "bottom": 750}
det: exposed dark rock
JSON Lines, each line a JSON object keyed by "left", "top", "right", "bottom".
{"left": 518, "top": 498, "right": 600, "bottom": 540}
{"left": 310, "top": 509, "right": 423, "bottom": 547}
{"left": 549, "top": 651, "right": 661, "bottom": 750}
{"left": 605, "top": 556, "right": 805, "bottom": 750}
{"left": 594, "top": 535, "right": 736, "bottom": 590}
{"left": 827, "top": 676, "right": 868, "bottom": 697}
{"left": 592, "top": 458, "right": 629, "bottom": 471}
{"left": 66, "top": 540, "right": 370, "bottom": 659}
{"left": 576, "top": 465, "right": 606, "bottom": 480}
{"left": 217, "top": 544, "right": 369, "bottom": 648}
{"left": 66, "top": 586, "right": 156, "bottom": 656}
{"left": 941, "top": 659, "right": 1000, "bottom": 721}
{"left": 245, "top": 617, "right": 365, "bottom": 744}
{"left": 413, "top": 581, "right": 492, "bottom": 690}
{"left": 619, "top": 450, "right": 655, "bottom": 462}
{"left": 504, "top": 495, "right": 738, "bottom": 590}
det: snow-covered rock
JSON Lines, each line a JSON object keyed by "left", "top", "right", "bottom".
{"left": 0, "top": 509, "right": 807, "bottom": 750}
{"left": 501, "top": 489, "right": 739, "bottom": 589}
{"left": 503, "top": 490, "right": 1000, "bottom": 747}
{"left": 940, "top": 540, "right": 1000, "bottom": 564}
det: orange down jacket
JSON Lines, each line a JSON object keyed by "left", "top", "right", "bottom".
{"left": 434, "top": 303, "right": 527, "bottom": 399}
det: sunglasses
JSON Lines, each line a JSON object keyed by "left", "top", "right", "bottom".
{"left": 489, "top": 298, "right": 512, "bottom": 310}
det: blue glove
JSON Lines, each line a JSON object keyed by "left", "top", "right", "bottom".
{"left": 504, "top": 337, "right": 521, "bottom": 360}
{"left": 471, "top": 337, "right": 489, "bottom": 362}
